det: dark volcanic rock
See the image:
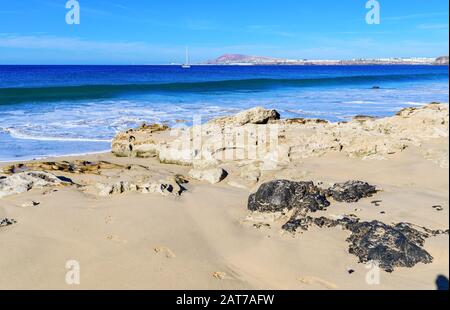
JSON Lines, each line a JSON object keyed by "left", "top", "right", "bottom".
{"left": 281, "top": 212, "right": 447, "bottom": 272}
{"left": 326, "top": 181, "right": 377, "bottom": 203}
{"left": 0, "top": 218, "right": 16, "bottom": 228}
{"left": 282, "top": 214, "right": 314, "bottom": 233}
{"left": 344, "top": 220, "right": 434, "bottom": 272}
{"left": 282, "top": 214, "right": 356, "bottom": 233}
{"left": 248, "top": 180, "right": 330, "bottom": 213}
{"left": 247, "top": 179, "right": 448, "bottom": 272}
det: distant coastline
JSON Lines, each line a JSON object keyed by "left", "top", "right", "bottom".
{"left": 202, "top": 54, "right": 450, "bottom": 66}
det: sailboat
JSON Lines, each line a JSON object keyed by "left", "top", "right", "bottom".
{"left": 182, "top": 47, "right": 191, "bottom": 69}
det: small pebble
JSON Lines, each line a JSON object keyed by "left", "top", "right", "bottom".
{"left": 371, "top": 200, "right": 382, "bottom": 207}
{"left": 213, "top": 272, "right": 227, "bottom": 280}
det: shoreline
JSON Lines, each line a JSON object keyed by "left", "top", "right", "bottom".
{"left": 0, "top": 150, "right": 112, "bottom": 164}
{"left": 2, "top": 102, "right": 449, "bottom": 163}
{"left": 0, "top": 103, "right": 448, "bottom": 290}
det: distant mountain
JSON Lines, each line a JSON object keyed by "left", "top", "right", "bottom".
{"left": 434, "top": 56, "right": 449, "bottom": 65}
{"left": 206, "top": 54, "right": 286, "bottom": 65}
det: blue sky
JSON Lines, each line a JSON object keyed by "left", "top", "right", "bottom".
{"left": 0, "top": 0, "right": 448, "bottom": 64}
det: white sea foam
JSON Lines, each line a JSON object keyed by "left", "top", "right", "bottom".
{"left": 0, "top": 149, "right": 111, "bottom": 163}
{"left": 404, "top": 101, "right": 429, "bottom": 106}
{"left": 346, "top": 100, "right": 377, "bottom": 104}
{"left": 2, "top": 127, "right": 111, "bottom": 142}
{"left": 285, "top": 109, "right": 341, "bottom": 116}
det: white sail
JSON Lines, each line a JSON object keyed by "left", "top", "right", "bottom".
{"left": 182, "top": 47, "right": 191, "bottom": 68}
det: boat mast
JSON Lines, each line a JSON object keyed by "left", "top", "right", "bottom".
{"left": 185, "top": 46, "right": 189, "bottom": 65}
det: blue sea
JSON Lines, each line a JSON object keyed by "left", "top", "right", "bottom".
{"left": 0, "top": 65, "right": 448, "bottom": 161}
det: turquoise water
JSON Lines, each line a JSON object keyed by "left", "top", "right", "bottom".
{"left": 0, "top": 65, "right": 448, "bottom": 161}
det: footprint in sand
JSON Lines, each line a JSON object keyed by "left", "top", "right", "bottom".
{"left": 154, "top": 246, "right": 176, "bottom": 259}
{"left": 106, "top": 234, "right": 128, "bottom": 244}
{"left": 298, "top": 276, "right": 338, "bottom": 289}
{"left": 105, "top": 216, "right": 114, "bottom": 224}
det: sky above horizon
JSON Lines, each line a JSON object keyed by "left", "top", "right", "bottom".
{"left": 0, "top": 0, "right": 449, "bottom": 64}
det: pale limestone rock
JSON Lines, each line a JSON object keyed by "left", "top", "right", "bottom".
{"left": 111, "top": 123, "right": 169, "bottom": 158}
{"left": 111, "top": 104, "right": 449, "bottom": 174}
{"left": 208, "top": 107, "right": 280, "bottom": 126}
{"left": 192, "top": 159, "right": 221, "bottom": 169}
{"left": 189, "top": 167, "right": 228, "bottom": 184}
{"left": 96, "top": 177, "right": 184, "bottom": 197}
{"left": 0, "top": 171, "right": 65, "bottom": 198}
{"left": 260, "top": 144, "right": 291, "bottom": 170}
{"left": 158, "top": 143, "right": 194, "bottom": 166}
{"left": 239, "top": 162, "right": 261, "bottom": 183}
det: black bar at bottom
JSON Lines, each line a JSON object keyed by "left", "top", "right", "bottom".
{"left": 0, "top": 290, "right": 448, "bottom": 307}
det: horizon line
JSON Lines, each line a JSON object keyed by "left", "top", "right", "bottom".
{"left": 0, "top": 55, "right": 448, "bottom": 66}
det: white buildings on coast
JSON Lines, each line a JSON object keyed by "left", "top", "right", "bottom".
{"left": 204, "top": 54, "right": 447, "bottom": 66}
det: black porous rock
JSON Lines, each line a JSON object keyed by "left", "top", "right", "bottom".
{"left": 281, "top": 212, "right": 447, "bottom": 273}
{"left": 326, "top": 181, "right": 377, "bottom": 203}
{"left": 344, "top": 220, "right": 434, "bottom": 273}
{"left": 282, "top": 214, "right": 314, "bottom": 233}
{"left": 248, "top": 180, "right": 330, "bottom": 213}
{"left": 282, "top": 214, "right": 356, "bottom": 233}
{"left": 248, "top": 179, "right": 447, "bottom": 273}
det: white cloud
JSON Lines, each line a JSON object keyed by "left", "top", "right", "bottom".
{"left": 0, "top": 34, "right": 173, "bottom": 54}
{"left": 384, "top": 12, "right": 448, "bottom": 21}
{"left": 417, "top": 23, "right": 449, "bottom": 30}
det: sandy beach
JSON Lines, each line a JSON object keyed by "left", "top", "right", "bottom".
{"left": 0, "top": 103, "right": 448, "bottom": 290}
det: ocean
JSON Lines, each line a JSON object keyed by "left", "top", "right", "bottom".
{"left": 0, "top": 65, "right": 448, "bottom": 162}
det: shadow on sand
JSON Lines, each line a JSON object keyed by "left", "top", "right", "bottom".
{"left": 436, "top": 275, "right": 449, "bottom": 290}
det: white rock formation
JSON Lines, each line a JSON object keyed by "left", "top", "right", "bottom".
{"left": 112, "top": 103, "right": 449, "bottom": 171}
{"left": 208, "top": 107, "right": 280, "bottom": 126}
{"left": 95, "top": 177, "right": 184, "bottom": 197}
{"left": 0, "top": 171, "right": 65, "bottom": 198}
{"left": 189, "top": 168, "right": 228, "bottom": 184}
